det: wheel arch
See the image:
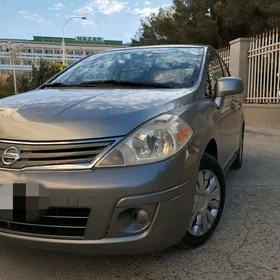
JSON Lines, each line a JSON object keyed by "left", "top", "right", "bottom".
{"left": 203, "top": 138, "right": 218, "bottom": 160}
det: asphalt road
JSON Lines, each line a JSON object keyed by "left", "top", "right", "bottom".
{"left": 0, "top": 133, "right": 280, "bottom": 280}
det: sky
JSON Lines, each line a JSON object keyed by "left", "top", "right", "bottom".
{"left": 0, "top": 0, "right": 171, "bottom": 43}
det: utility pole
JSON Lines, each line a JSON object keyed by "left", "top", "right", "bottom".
{"left": 4, "top": 41, "right": 20, "bottom": 94}
{"left": 62, "top": 16, "right": 86, "bottom": 66}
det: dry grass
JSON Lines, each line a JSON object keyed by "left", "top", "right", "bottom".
{"left": 0, "top": 74, "right": 9, "bottom": 88}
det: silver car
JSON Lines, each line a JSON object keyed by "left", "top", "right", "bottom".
{"left": 0, "top": 45, "right": 244, "bottom": 255}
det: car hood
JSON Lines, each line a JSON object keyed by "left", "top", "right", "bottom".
{"left": 0, "top": 88, "right": 193, "bottom": 141}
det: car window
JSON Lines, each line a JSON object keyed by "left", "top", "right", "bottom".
{"left": 207, "top": 52, "right": 224, "bottom": 97}
{"left": 220, "top": 58, "right": 230, "bottom": 77}
{"left": 49, "top": 47, "right": 204, "bottom": 89}
{"left": 205, "top": 72, "right": 212, "bottom": 98}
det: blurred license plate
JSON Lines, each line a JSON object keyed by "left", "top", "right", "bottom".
{"left": 0, "top": 181, "right": 49, "bottom": 222}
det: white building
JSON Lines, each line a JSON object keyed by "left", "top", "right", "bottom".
{"left": 0, "top": 35, "right": 127, "bottom": 74}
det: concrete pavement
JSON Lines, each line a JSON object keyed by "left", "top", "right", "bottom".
{"left": 0, "top": 134, "right": 279, "bottom": 280}
{"left": 245, "top": 126, "right": 280, "bottom": 139}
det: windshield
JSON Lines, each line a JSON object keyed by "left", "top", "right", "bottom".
{"left": 48, "top": 47, "right": 204, "bottom": 88}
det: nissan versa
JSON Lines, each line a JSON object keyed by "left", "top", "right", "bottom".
{"left": 0, "top": 45, "right": 244, "bottom": 255}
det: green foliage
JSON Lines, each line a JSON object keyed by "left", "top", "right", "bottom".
{"left": 0, "top": 60, "right": 66, "bottom": 98}
{"left": 132, "top": 0, "right": 280, "bottom": 48}
{"left": 18, "top": 75, "right": 32, "bottom": 93}
{"left": 132, "top": 7, "right": 178, "bottom": 46}
{"left": 0, "top": 88, "right": 13, "bottom": 99}
{"left": 5, "top": 73, "right": 31, "bottom": 93}
{"left": 267, "top": 2, "right": 280, "bottom": 27}
{"left": 30, "top": 59, "right": 65, "bottom": 89}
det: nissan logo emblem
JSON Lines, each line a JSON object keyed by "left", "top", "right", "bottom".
{"left": 1, "top": 146, "right": 21, "bottom": 166}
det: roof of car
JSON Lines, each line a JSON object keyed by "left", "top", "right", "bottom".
{"left": 123, "top": 44, "right": 209, "bottom": 49}
{"left": 96, "top": 44, "right": 210, "bottom": 55}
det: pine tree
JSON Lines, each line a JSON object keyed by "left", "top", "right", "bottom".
{"left": 132, "top": 0, "right": 280, "bottom": 48}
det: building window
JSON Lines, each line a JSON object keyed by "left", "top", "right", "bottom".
{"left": 23, "top": 60, "right": 32, "bottom": 65}
{"left": 3, "top": 59, "right": 10, "bottom": 65}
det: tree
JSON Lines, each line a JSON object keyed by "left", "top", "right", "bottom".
{"left": 0, "top": 60, "right": 66, "bottom": 96}
{"left": 18, "top": 75, "right": 31, "bottom": 93}
{"left": 30, "top": 59, "right": 49, "bottom": 89}
{"left": 132, "top": 7, "right": 177, "bottom": 46}
{"left": 30, "top": 59, "right": 66, "bottom": 89}
{"left": 213, "top": 0, "right": 268, "bottom": 45}
{"left": 5, "top": 73, "right": 31, "bottom": 93}
{"left": 132, "top": 0, "right": 280, "bottom": 48}
{"left": 173, "top": 0, "right": 220, "bottom": 47}
{"left": 264, "top": 1, "right": 280, "bottom": 28}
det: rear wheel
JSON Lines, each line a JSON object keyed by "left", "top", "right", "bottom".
{"left": 179, "top": 153, "right": 226, "bottom": 248}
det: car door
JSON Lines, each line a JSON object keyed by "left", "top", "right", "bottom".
{"left": 207, "top": 51, "right": 238, "bottom": 169}
{"left": 219, "top": 56, "right": 243, "bottom": 153}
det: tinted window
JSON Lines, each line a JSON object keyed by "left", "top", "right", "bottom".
{"left": 50, "top": 47, "right": 204, "bottom": 89}
{"left": 207, "top": 52, "right": 224, "bottom": 97}
{"left": 205, "top": 72, "right": 212, "bottom": 98}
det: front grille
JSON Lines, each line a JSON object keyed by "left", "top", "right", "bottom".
{"left": 0, "top": 208, "right": 91, "bottom": 239}
{"left": 0, "top": 140, "right": 114, "bottom": 169}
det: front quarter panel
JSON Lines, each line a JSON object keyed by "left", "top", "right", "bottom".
{"left": 170, "top": 90, "right": 222, "bottom": 167}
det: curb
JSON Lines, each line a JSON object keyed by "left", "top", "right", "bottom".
{"left": 245, "top": 126, "right": 280, "bottom": 139}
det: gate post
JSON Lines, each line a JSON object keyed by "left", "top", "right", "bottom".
{"left": 229, "top": 38, "right": 251, "bottom": 102}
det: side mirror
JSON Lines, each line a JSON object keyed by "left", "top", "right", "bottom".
{"left": 216, "top": 77, "right": 244, "bottom": 97}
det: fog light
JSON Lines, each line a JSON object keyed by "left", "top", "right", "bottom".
{"left": 133, "top": 209, "right": 150, "bottom": 225}
{"left": 108, "top": 205, "right": 157, "bottom": 237}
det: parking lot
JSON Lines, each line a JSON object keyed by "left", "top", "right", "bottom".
{"left": 0, "top": 133, "right": 279, "bottom": 280}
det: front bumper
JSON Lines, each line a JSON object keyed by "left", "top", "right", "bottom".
{"left": 0, "top": 147, "right": 199, "bottom": 255}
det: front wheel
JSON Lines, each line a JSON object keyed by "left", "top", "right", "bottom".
{"left": 179, "top": 153, "right": 226, "bottom": 248}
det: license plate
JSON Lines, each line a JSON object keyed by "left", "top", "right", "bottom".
{"left": 0, "top": 181, "right": 49, "bottom": 222}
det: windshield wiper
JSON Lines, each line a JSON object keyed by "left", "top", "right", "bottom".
{"left": 41, "top": 82, "right": 74, "bottom": 88}
{"left": 78, "top": 80, "right": 177, "bottom": 88}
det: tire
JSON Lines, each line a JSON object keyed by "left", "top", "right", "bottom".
{"left": 231, "top": 126, "right": 244, "bottom": 170}
{"left": 179, "top": 153, "right": 226, "bottom": 249}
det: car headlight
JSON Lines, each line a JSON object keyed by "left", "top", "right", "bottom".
{"left": 95, "top": 114, "right": 193, "bottom": 167}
